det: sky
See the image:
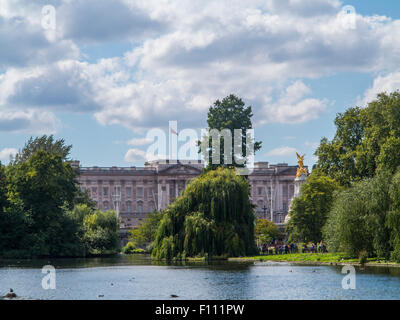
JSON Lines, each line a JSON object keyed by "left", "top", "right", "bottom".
{"left": 1, "top": 0, "right": 400, "bottom": 168}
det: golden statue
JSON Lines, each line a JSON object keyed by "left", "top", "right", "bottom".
{"left": 296, "top": 152, "right": 308, "bottom": 178}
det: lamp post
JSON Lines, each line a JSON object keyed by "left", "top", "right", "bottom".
{"left": 262, "top": 205, "right": 267, "bottom": 219}
{"left": 112, "top": 186, "right": 121, "bottom": 218}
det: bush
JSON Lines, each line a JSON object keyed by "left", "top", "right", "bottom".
{"left": 122, "top": 242, "right": 146, "bottom": 254}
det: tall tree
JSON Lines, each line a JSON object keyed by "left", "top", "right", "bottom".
{"left": 14, "top": 135, "right": 72, "bottom": 163}
{"left": 0, "top": 162, "right": 7, "bottom": 211}
{"left": 199, "top": 94, "right": 261, "bottom": 170}
{"left": 286, "top": 171, "right": 340, "bottom": 243}
{"left": 315, "top": 92, "right": 400, "bottom": 185}
{"left": 323, "top": 171, "right": 392, "bottom": 258}
{"left": 7, "top": 150, "right": 79, "bottom": 256}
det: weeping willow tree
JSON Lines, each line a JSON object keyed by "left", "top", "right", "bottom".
{"left": 152, "top": 168, "right": 257, "bottom": 260}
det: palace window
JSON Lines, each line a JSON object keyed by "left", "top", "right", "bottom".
{"left": 103, "top": 201, "right": 109, "bottom": 211}
{"left": 282, "top": 185, "right": 288, "bottom": 197}
{"left": 126, "top": 187, "right": 132, "bottom": 198}
{"left": 257, "top": 187, "right": 263, "bottom": 195}
{"left": 92, "top": 187, "right": 97, "bottom": 197}
{"left": 126, "top": 202, "right": 132, "bottom": 213}
{"left": 103, "top": 187, "right": 108, "bottom": 197}
{"left": 137, "top": 187, "right": 143, "bottom": 197}
{"left": 137, "top": 202, "right": 143, "bottom": 213}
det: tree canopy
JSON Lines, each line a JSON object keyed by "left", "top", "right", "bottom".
{"left": 199, "top": 94, "right": 261, "bottom": 171}
{"left": 0, "top": 136, "right": 119, "bottom": 258}
{"left": 286, "top": 171, "right": 340, "bottom": 243}
{"left": 152, "top": 167, "right": 257, "bottom": 260}
{"left": 254, "top": 219, "right": 280, "bottom": 244}
{"left": 124, "top": 211, "right": 163, "bottom": 251}
{"left": 323, "top": 171, "right": 393, "bottom": 259}
{"left": 314, "top": 92, "right": 400, "bottom": 186}
{"left": 14, "top": 135, "right": 72, "bottom": 164}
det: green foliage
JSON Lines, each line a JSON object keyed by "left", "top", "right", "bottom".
{"left": 83, "top": 209, "right": 120, "bottom": 255}
{"left": 14, "top": 135, "right": 72, "bottom": 164}
{"left": 315, "top": 92, "right": 400, "bottom": 186}
{"left": 199, "top": 94, "right": 261, "bottom": 170}
{"left": 314, "top": 107, "right": 363, "bottom": 186}
{"left": 7, "top": 150, "right": 78, "bottom": 212}
{"left": 323, "top": 171, "right": 392, "bottom": 258}
{"left": 0, "top": 162, "right": 7, "bottom": 212}
{"left": 359, "top": 250, "right": 368, "bottom": 265}
{"left": 286, "top": 171, "right": 340, "bottom": 243}
{"left": 152, "top": 168, "right": 258, "bottom": 260}
{"left": 127, "top": 211, "right": 163, "bottom": 250}
{"left": 122, "top": 242, "right": 146, "bottom": 254}
{"left": 0, "top": 136, "right": 119, "bottom": 258}
{"left": 3, "top": 150, "right": 81, "bottom": 256}
{"left": 387, "top": 170, "right": 400, "bottom": 262}
{"left": 254, "top": 219, "right": 280, "bottom": 244}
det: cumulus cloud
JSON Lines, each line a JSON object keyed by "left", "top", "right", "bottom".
{"left": 0, "top": 147, "right": 18, "bottom": 161}
{"left": 0, "top": 7, "right": 79, "bottom": 68}
{"left": 4, "top": 61, "right": 104, "bottom": 113}
{"left": 260, "top": 81, "right": 327, "bottom": 124}
{"left": 127, "top": 137, "right": 153, "bottom": 146}
{"left": 0, "top": 109, "right": 58, "bottom": 133}
{"left": 124, "top": 148, "right": 167, "bottom": 163}
{"left": 358, "top": 72, "right": 400, "bottom": 107}
{"left": 58, "top": 0, "right": 166, "bottom": 43}
{"left": 124, "top": 148, "right": 147, "bottom": 163}
{"left": 2, "top": 0, "right": 400, "bottom": 133}
{"left": 266, "top": 146, "right": 297, "bottom": 157}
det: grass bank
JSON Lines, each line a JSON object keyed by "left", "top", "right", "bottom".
{"left": 229, "top": 253, "right": 400, "bottom": 267}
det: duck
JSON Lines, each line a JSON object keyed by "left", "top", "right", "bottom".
{"left": 4, "top": 289, "right": 17, "bottom": 299}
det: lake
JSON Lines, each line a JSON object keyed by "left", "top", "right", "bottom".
{"left": 1, "top": 254, "right": 400, "bottom": 300}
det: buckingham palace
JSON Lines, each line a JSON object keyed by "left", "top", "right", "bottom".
{"left": 73, "top": 159, "right": 302, "bottom": 230}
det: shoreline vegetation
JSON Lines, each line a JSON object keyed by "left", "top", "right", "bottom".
{"left": 228, "top": 253, "right": 400, "bottom": 267}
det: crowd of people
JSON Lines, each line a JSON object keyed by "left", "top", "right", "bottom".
{"left": 258, "top": 241, "right": 328, "bottom": 255}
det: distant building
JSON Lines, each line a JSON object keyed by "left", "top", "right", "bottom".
{"left": 75, "top": 160, "right": 303, "bottom": 230}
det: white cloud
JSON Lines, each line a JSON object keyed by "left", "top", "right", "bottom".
{"left": 266, "top": 146, "right": 297, "bottom": 157}
{"left": 2, "top": 0, "right": 400, "bottom": 132}
{"left": 0, "top": 109, "right": 58, "bottom": 133}
{"left": 358, "top": 72, "right": 400, "bottom": 107}
{"left": 0, "top": 2, "right": 79, "bottom": 69}
{"left": 260, "top": 81, "right": 327, "bottom": 124}
{"left": 0, "top": 147, "right": 17, "bottom": 161}
{"left": 124, "top": 147, "right": 168, "bottom": 163}
{"left": 127, "top": 137, "right": 153, "bottom": 146}
{"left": 124, "top": 148, "right": 147, "bottom": 163}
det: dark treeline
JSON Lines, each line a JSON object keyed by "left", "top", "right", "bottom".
{"left": 287, "top": 91, "right": 400, "bottom": 262}
{"left": 0, "top": 136, "right": 119, "bottom": 258}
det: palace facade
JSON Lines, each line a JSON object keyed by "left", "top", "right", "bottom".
{"left": 74, "top": 160, "right": 301, "bottom": 230}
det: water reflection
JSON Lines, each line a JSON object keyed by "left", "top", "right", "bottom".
{"left": 1, "top": 255, "right": 400, "bottom": 300}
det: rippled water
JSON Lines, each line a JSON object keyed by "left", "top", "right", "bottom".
{"left": 1, "top": 255, "right": 400, "bottom": 300}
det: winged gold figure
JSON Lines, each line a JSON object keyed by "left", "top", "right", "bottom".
{"left": 296, "top": 152, "right": 308, "bottom": 178}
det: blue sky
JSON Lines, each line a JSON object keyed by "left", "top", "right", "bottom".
{"left": 1, "top": 0, "right": 400, "bottom": 169}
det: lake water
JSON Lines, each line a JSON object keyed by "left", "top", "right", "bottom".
{"left": 1, "top": 254, "right": 400, "bottom": 300}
